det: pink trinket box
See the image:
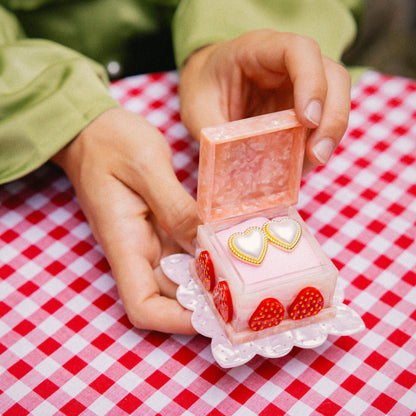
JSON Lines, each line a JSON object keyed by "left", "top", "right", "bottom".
{"left": 191, "top": 109, "right": 338, "bottom": 345}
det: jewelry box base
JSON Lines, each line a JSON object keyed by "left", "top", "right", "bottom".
{"left": 161, "top": 254, "right": 365, "bottom": 368}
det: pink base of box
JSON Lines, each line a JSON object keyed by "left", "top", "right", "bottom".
{"left": 193, "top": 208, "right": 338, "bottom": 345}
{"left": 161, "top": 253, "right": 365, "bottom": 367}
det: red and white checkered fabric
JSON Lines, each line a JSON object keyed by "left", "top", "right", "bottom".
{"left": 1, "top": 70, "right": 415, "bottom": 416}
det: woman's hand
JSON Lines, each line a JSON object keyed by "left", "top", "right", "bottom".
{"left": 52, "top": 107, "right": 199, "bottom": 334}
{"left": 179, "top": 29, "right": 351, "bottom": 173}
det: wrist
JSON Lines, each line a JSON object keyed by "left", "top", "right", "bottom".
{"left": 51, "top": 108, "right": 119, "bottom": 177}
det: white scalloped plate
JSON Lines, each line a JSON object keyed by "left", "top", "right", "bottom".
{"left": 161, "top": 254, "right": 365, "bottom": 368}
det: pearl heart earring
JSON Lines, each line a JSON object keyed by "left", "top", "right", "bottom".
{"left": 228, "top": 227, "right": 268, "bottom": 265}
{"left": 263, "top": 218, "right": 301, "bottom": 251}
{"left": 228, "top": 219, "right": 302, "bottom": 265}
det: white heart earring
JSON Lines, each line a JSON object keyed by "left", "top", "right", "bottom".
{"left": 228, "top": 227, "right": 268, "bottom": 265}
{"left": 263, "top": 218, "right": 301, "bottom": 251}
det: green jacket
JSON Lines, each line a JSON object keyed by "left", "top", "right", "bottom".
{"left": 0, "top": 0, "right": 364, "bottom": 183}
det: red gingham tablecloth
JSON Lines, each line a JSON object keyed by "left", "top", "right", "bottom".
{"left": 1, "top": 70, "right": 415, "bottom": 416}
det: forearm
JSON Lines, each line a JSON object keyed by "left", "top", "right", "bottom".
{"left": 0, "top": 6, "right": 119, "bottom": 184}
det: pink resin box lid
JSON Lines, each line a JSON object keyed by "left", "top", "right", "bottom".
{"left": 197, "top": 110, "right": 307, "bottom": 224}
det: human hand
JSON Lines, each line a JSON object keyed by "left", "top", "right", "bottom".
{"left": 52, "top": 108, "right": 198, "bottom": 334}
{"left": 179, "top": 29, "right": 351, "bottom": 173}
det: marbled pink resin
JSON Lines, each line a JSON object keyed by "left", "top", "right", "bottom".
{"left": 197, "top": 110, "right": 305, "bottom": 224}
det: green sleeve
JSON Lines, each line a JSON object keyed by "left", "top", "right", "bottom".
{"left": 0, "top": 6, "right": 119, "bottom": 184}
{"left": 172, "top": 0, "right": 363, "bottom": 74}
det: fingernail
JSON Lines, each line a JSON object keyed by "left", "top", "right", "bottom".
{"left": 305, "top": 100, "right": 322, "bottom": 126}
{"left": 313, "top": 138, "right": 335, "bottom": 164}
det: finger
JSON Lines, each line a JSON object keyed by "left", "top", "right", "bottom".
{"left": 110, "top": 113, "right": 200, "bottom": 253}
{"left": 281, "top": 34, "right": 328, "bottom": 129}
{"left": 179, "top": 43, "right": 229, "bottom": 139}
{"left": 115, "top": 259, "right": 196, "bottom": 334}
{"left": 153, "top": 265, "right": 178, "bottom": 299}
{"left": 114, "top": 251, "right": 195, "bottom": 334}
{"left": 134, "top": 160, "right": 199, "bottom": 254}
{"left": 132, "top": 296, "right": 195, "bottom": 334}
{"left": 84, "top": 176, "right": 196, "bottom": 335}
{"left": 152, "top": 224, "right": 185, "bottom": 300}
{"left": 235, "top": 31, "right": 329, "bottom": 128}
{"left": 102, "top": 199, "right": 195, "bottom": 334}
{"left": 306, "top": 58, "right": 351, "bottom": 166}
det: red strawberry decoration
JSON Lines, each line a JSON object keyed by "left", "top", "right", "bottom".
{"left": 249, "top": 298, "right": 284, "bottom": 331}
{"left": 195, "top": 250, "right": 216, "bottom": 291}
{"left": 213, "top": 281, "right": 233, "bottom": 323}
{"left": 288, "top": 287, "right": 324, "bottom": 320}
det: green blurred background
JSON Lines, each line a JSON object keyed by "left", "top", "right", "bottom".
{"left": 344, "top": 0, "right": 416, "bottom": 79}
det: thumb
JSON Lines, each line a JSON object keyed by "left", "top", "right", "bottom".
{"left": 138, "top": 159, "right": 200, "bottom": 253}
{"left": 179, "top": 44, "right": 228, "bottom": 140}
{"left": 105, "top": 109, "right": 201, "bottom": 253}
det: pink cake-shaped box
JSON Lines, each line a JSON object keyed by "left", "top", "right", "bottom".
{"left": 191, "top": 110, "right": 338, "bottom": 345}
